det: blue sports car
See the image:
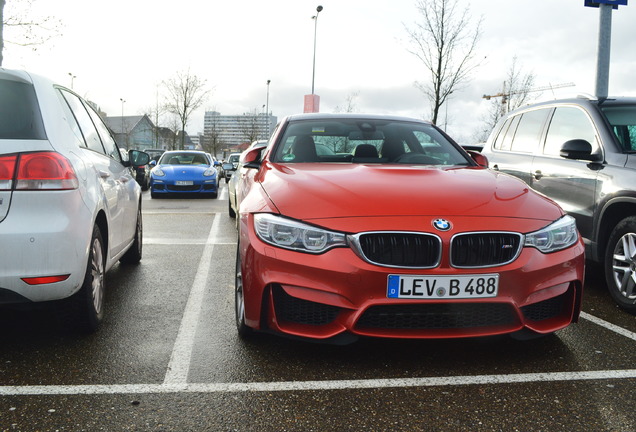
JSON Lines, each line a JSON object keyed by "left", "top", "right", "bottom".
{"left": 150, "top": 150, "right": 218, "bottom": 198}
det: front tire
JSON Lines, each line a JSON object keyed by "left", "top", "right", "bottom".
{"left": 235, "top": 244, "right": 252, "bottom": 338}
{"left": 605, "top": 216, "right": 636, "bottom": 313}
{"left": 120, "top": 206, "right": 143, "bottom": 264}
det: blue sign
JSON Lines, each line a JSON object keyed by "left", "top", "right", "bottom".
{"left": 585, "top": 0, "right": 628, "bottom": 7}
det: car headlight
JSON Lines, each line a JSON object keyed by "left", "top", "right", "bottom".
{"left": 152, "top": 167, "right": 165, "bottom": 177}
{"left": 253, "top": 213, "right": 347, "bottom": 254}
{"left": 203, "top": 167, "right": 216, "bottom": 177}
{"left": 524, "top": 215, "right": 579, "bottom": 253}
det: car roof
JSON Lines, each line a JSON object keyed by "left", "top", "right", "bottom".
{"left": 283, "top": 112, "right": 433, "bottom": 125}
{"left": 507, "top": 95, "right": 636, "bottom": 115}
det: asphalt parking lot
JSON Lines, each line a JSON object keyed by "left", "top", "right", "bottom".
{"left": 1, "top": 184, "right": 635, "bottom": 431}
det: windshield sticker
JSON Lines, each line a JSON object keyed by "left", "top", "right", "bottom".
{"left": 312, "top": 127, "right": 325, "bottom": 133}
{"left": 282, "top": 154, "right": 296, "bottom": 162}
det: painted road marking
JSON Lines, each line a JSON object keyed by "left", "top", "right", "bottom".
{"left": 1, "top": 369, "right": 636, "bottom": 396}
{"left": 163, "top": 214, "right": 221, "bottom": 385}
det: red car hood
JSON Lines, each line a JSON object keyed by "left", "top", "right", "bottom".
{"left": 259, "top": 163, "right": 563, "bottom": 222}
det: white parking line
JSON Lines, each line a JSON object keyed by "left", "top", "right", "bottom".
{"left": 580, "top": 311, "right": 636, "bottom": 341}
{"left": 162, "top": 214, "right": 221, "bottom": 385}
{"left": 1, "top": 369, "right": 636, "bottom": 396}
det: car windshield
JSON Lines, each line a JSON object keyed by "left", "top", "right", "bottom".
{"left": 600, "top": 105, "right": 636, "bottom": 151}
{"left": 0, "top": 78, "right": 46, "bottom": 140}
{"left": 159, "top": 153, "right": 209, "bottom": 165}
{"left": 271, "top": 118, "right": 470, "bottom": 166}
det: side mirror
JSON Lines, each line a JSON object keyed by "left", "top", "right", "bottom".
{"left": 222, "top": 163, "right": 234, "bottom": 171}
{"left": 560, "top": 139, "right": 599, "bottom": 161}
{"left": 467, "top": 150, "right": 488, "bottom": 167}
{"left": 129, "top": 150, "right": 150, "bottom": 167}
{"left": 214, "top": 160, "right": 220, "bottom": 166}
{"left": 149, "top": 160, "right": 157, "bottom": 167}
{"left": 242, "top": 146, "right": 263, "bottom": 169}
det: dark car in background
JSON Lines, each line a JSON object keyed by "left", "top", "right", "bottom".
{"left": 482, "top": 96, "right": 636, "bottom": 312}
{"left": 223, "top": 152, "right": 241, "bottom": 182}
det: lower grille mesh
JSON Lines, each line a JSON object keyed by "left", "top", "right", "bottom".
{"left": 273, "top": 286, "right": 340, "bottom": 326}
{"left": 356, "top": 303, "right": 517, "bottom": 330}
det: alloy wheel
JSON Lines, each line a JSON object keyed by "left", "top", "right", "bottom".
{"left": 611, "top": 232, "right": 636, "bottom": 300}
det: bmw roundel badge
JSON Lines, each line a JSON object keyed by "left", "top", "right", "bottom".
{"left": 432, "top": 218, "right": 451, "bottom": 231}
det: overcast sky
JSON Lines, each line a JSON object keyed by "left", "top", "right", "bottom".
{"left": 4, "top": 0, "right": 636, "bottom": 143}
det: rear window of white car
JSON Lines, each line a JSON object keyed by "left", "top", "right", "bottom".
{"left": 0, "top": 79, "right": 46, "bottom": 140}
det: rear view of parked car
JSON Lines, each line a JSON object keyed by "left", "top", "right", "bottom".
{"left": 0, "top": 69, "right": 149, "bottom": 332}
{"left": 482, "top": 96, "right": 636, "bottom": 313}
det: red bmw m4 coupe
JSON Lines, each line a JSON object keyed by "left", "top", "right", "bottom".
{"left": 232, "top": 113, "right": 585, "bottom": 343}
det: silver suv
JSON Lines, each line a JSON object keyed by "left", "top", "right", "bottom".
{"left": 0, "top": 69, "right": 149, "bottom": 332}
{"left": 482, "top": 96, "right": 636, "bottom": 313}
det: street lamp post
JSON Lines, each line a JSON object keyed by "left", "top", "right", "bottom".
{"left": 265, "top": 79, "right": 271, "bottom": 137}
{"left": 68, "top": 72, "right": 76, "bottom": 89}
{"left": 119, "top": 98, "right": 126, "bottom": 150}
{"left": 311, "top": 5, "right": 323, "bottom": 95}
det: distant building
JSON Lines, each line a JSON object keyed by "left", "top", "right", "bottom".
{"left": 203, "top": 111, "right": 277, "bottom": 157}
{"left": 104, "top": 115, "right": 155, "bottom": 151}
{"left": 156, "top": 127, "right": 176, "bottom": 151}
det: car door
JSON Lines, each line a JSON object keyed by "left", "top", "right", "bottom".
{"left": 529, "top": 106, "right": 602, "bottom": 239}
{"left": 59, "top": 89, "right": 130, "bottom": 257}
{"left": 488, "top": 109, "right": 549, "bottom": 185}
{"left": 84, "top": 101, "right": 139, "bottom": 248}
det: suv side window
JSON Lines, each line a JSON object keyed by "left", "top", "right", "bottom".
{"left": 543, "top": 107, "right": 598, "bottom": 156}
{"left": 510, "top": 109, "right": 550, "bottom": 153}
{"left": 59, "top": 89, "right": 106, "bottom": 155}
{"left": 493, "top": 116, "right": 518, "bottom": 151}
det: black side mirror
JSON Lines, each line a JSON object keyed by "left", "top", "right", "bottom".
{"left": 560, "top": 139, "right": 600, "bottom": 161}
{"left": 129, "top": 150, "right": 150, "bottom": 167}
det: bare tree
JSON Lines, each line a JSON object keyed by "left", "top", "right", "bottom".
{"left": 333, "top": 91, "right": 360, "bottom": 113}
{"left": 163, "top": 69, "right": 210, "bottom": 150}
{"left": 405, "top": 0, "right": 483, "bottom": 125}
{"left": 1, "top": 0, "right": 62, "bottom": 66}
{"left": 0, "top": 0, "right": 5, "bottom": 66}
{"left": 202, "top": 111, "right": 224, "bottom": 158}
{"left": 478, "top": 56, "right": 537, "bottom": 141}
{"left": 239, "top": 109, "right": 262, "bottom": 145}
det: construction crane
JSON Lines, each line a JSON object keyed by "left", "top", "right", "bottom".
{"left": 482, "top": 82, "right": 575, "bottom": 101}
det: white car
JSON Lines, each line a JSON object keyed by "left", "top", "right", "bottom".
{"left": 0, "top": 69, "right": 149, "bottom": 332}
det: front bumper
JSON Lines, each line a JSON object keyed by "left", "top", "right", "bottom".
{"left": 240, "top": 217, "right": 585, "bottom": 341}
{"left": 150, "top": 179, "right": 217, "bottom": 195}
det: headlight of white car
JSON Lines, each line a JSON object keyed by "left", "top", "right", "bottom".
{"left": 254, "top": 213, "right": 347, "bottom": 254}
{"left": 524, "top": 215, "right": 579, "bottom": 253}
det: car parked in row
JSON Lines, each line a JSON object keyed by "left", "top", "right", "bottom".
{"left": 149, "top": 150, "right": 218, "bottom": 198}
{"left": 228, "top": 140, "right": 268, "bottom": 218}
{"left": 231, "top": 113, "right": 585, "bottom": 343}
{"left": 223, "top": 152, "right": 242, "bottom": 183}
{"left": 0, "top": 69, "right": 150, "bottom": 332}
{"left": 482, "top": 96, "right": 636, "bottom": 313}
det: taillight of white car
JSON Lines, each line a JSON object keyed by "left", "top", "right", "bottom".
{"left": 0, "top": 152, "right": 79, "bottom": 191}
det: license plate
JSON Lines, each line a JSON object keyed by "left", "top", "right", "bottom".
{"left": 175, "top": 180, "right": 193, "bottom": 186}
{"left": 387, "top": 274, "right": 499, "bottom": 299}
